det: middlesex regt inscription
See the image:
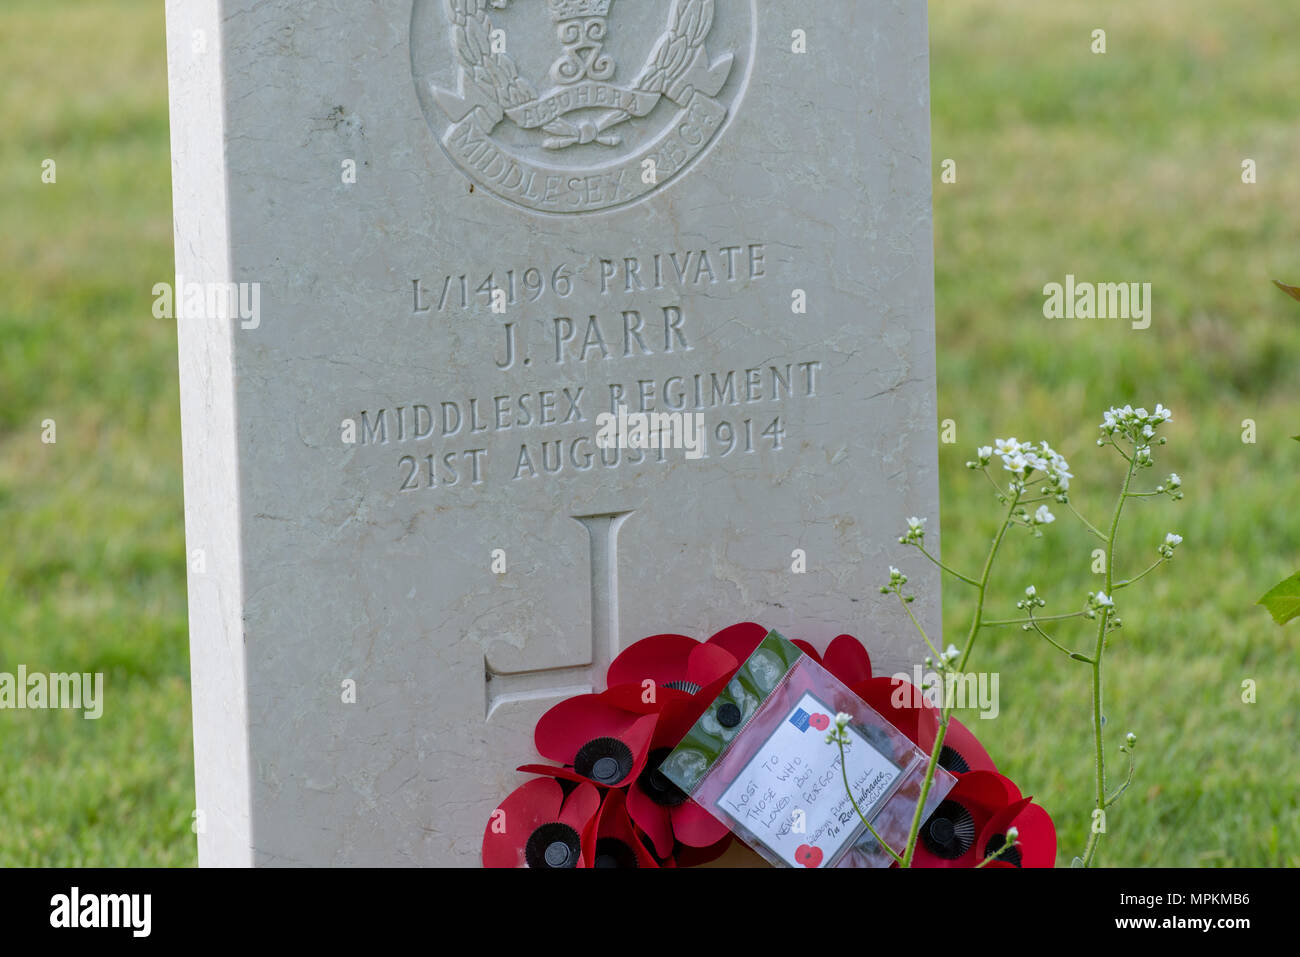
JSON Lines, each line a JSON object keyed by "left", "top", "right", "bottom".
{"left": 356, "top": 241, "right": 826, "bottom": 490}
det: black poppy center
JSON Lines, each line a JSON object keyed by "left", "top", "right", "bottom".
{"left": 524, "top": 822, "right": 581, "bottom": 869}
{"left": 637, "top": 746, "right": 689, "bottom": 807}
{"left": 593, "top": 837, "right": 639, "bottom": 868}
{"left": 921, "top": 800, "right": 975, "bottom": 860}
{"left": 939, "top": 745, "right": 971, "bottom": 774}
{"left": 985, "top": 832, "right": 1024, "bottom": 867}
{"left": 574, "top": 736, "right": 634, "bottom": 785}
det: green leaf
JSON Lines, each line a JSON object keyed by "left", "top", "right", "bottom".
{"left": 1257, "top": 571, "right": 1300, "bottom": 624}
{"left": 1275, "top": 279, "right": 1300, "bottom": 303}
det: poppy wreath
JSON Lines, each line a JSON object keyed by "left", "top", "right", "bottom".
{"left": 482, "top": 622, "right": 1057, "bottom": 868}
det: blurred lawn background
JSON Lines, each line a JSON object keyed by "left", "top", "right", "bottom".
{"left": 0, "top": 0, "right": 1296, "bottom": 865}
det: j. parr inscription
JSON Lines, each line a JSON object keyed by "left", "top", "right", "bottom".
{"left": 351, "top": 242, "right": 824, "bottom": 491}
{"left": 351, "top": 243, "right": 826, "bottom": 488}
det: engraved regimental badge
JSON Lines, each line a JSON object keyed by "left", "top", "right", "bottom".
{"left": 411, "top": 0, "right": 754, "bottom": 214}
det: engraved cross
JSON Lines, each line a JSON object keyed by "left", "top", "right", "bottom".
{"left": 484, "top": 510, "right": 633, "bottom": 718}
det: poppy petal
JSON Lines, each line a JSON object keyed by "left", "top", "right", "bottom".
{"left": 909, "top": 770, "right": 1022, "bottom": 868}
{"left": 790, "top": 639, "right": 822, "bottom": 663}
{"left": 953, "top": 769, "right": 1022, "bottom": 813}
{"left": 601, "top": 681, "right": 690, "bottom": 716}
{"left": 582, "top": 788, "right": 659, "bottom": 868}
{"left": 516, "top": 763, "right": 590, "bottom": 786}
{"left": 535, "top": 693, "right": 645, "bottom": 766}
{"left": 851, "top": 676, "right": 940, "bottom": 752}
{"left": 655, "top": 671, "right": 734, "bottom": 745}
{"left": 607, "top": 634, "right": 698, "bottom": 688}
{"left": 943, "top": 716, "right": 997, "bottom": 773}
{"left": 558, "top": 781, "right": 603, "bottom": 834}
{"left": 705, "top": 621, "right": 768, "bottom": 662}
{"left": 615, "top": 713, "right": 660, "bottom": 786}
{"left": 671, "top": 798, "right": 732, "bottom": 847}
{"left": 978, "top": 799, "right": 1056, "bottom": 868}
{"left": 687, "top": 641, "right": 740, "bottom": 688}
{"left": 626, "top": 779, "right": 676, "bottom": 858}
{"left": 822, "top": 634, "right": 872, "bottom": 686}
{"left": 482, "top": 776, "right": 564, "bottom": 868}
{"left": 673, "top": 834, "right": 734, "bottom": 867}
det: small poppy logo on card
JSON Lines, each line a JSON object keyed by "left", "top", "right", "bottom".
{"left": 808, "top": 712, "right": 830, "bottom": 731}
{"left": 795, "top": 844, "right": 823, "bottom": 868}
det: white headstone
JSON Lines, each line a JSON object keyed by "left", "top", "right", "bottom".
{"left": 166, "top": 0, "right": 941, "bottom": 866}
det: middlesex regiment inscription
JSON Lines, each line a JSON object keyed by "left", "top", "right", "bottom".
{"left": 368, "top": 242, "right": 823, "bottom": 488}
{"left": 412, "top": 0, "right": 755, "bottom": 213}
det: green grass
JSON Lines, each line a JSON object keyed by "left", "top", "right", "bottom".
{"left": 0, "top": 0, "right": 193, "bottom": 865}
{"left": 1, "top": 0, "right": 1296, "bottom": 865}
{"left": 929, "top": 0, "right": 1300, "bottom": 866}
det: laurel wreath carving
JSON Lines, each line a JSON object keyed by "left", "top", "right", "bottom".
{"left": 447, "top": 0, "right": 538, "bottom": 120}
{"left": 445, "top": 0, "right": 717, "bottom": 149}
{"left": 634, "top": 0, "right": 715, "bottom": 96}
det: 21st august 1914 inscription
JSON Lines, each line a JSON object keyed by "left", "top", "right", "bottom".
{"left": 356, "top": 241, "right": 825, "bottom": 488}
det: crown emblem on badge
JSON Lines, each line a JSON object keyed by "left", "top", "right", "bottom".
{"left": 547, "top": 0, "right": 613, "bottom": 20}
{"left": 546, "top": 0, "right": 617, "bottom": 84}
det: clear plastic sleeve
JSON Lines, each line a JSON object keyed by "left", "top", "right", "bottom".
{"left": 660, "top": 631, "right": 956, "bottom": 868}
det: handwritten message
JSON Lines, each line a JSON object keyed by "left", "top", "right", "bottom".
{"left": 716, "top": 692, "right": 902, "bottom": 868}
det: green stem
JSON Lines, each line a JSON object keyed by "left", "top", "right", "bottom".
{"left": 978, "top": 467, "right": 1008, "bottom": 499}
{"left": 1067, "top": 501, "right": 1108, "bottom": 541}
{"left": 1112, "top": 558, "right": 1165, "bottom": 591}
{"left": 975, "top": 837, "right": 1020, "bottom": 868}
{"left": 837, "top": 735, "right": 904, "bottom": 865}
{"left": 900, "top": 493, "right": 1020, "bottom": 867}
{"left": 1026, "top": 618, "right": 1078, "bottom": 658}
{"left": 914, "top": 544, "right": 979, "bottom": 587}
{"left": 1080, "top": 455, "right": 1136, "bottom": 866}
{"left": 983, "top": 611, "right": 1088, "bottom": 627}
{"left": 1105, "top": 750, "right": 1137, "bottom": 808}
{"left": 898, "top": 593, "right": 943, "bottom": 662}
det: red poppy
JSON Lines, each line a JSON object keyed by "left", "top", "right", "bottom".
{"left": 818, "top": 634, "right": 874, "bottom": 686}
{"left": 623, "top": 683, "right": 733, "bottom": 857}
{"left": 940, "top": 716, "right": 997, "bottom": 774}
{"left": 911, "top": 770, "right": 1023, "bottom": 868}
{"left": 482, "top": 776, "right": 601, "bottom": 868}
{"left": 531, "top": 690, "right": 660, "bottom": 787}
{"left": 794, "top": 844, "right": 825, "bottom": 868}
{"left": 977, "top": 798, "right": 1057, "bottom": 868}
{"left": 581, "top": 787, "right": 661, "bottom": 868}
{"left": 607, "top": 633, "right": 739, "bottom": 694}
{"left": 671, "top": 834, "right": 734, "bottom": 867}
{"left": 701, "top": 621, "right": 770, "bottom": 664}
{"left": 849, "top": 676, "right": 994, "bottom": 775}
{"left": 850, "top": 676, "right": 941, "bottom": 755}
